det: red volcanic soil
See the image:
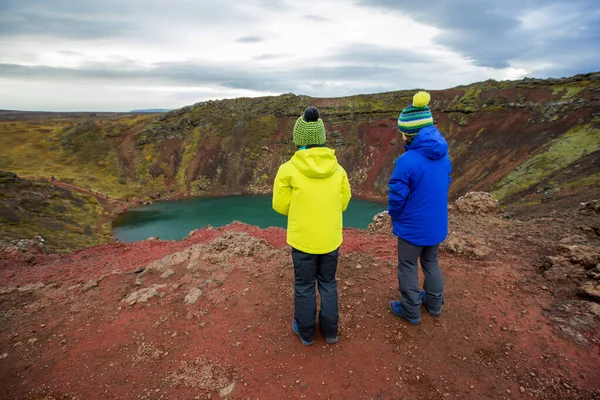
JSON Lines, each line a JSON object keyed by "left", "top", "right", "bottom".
{"left": 1, "top": 205, "right": 599, "bottom": 399}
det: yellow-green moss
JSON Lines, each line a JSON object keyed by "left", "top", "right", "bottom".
{"left": 492, "top": 124, "right": 600, "bottom": 200}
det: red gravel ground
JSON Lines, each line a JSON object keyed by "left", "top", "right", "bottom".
{"left": 1, "top": 209, "right": 599, "bottom": 399}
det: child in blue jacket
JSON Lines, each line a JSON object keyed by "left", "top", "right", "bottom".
{"left": 388, "top": 91, "right": 452, "bottom": 324}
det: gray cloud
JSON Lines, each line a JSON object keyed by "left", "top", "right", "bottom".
{"left": 357, "top": 0, "right": 600, "bottom": 75}
{"left": 236, "top": 36, "right": 266, "bottom": 43}
{"left": 0, "top": 0, "right": 258, "bottom": 40}
{"left": 303, "top": 14, "right": 331, "bottom": 22}
{"left": 0, "top": 13, "right": 125, "bottom": 39}
{"left": 0, "top": 42, "right": 442, "bottom": 97}
{"left": 254, "top": 53, "right": 290, "bottom": 60}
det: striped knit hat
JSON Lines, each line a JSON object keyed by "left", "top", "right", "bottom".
{"left": 293, "top": 106, "right": 326, "bottom": 147}
{"left": 397, "top": 91, "right": 434, "bottom": 136}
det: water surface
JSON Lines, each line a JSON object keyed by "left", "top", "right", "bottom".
{"left": 112, "top": 195, "right": 385, "bottom": 242}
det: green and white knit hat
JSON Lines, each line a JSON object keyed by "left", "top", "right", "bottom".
{"left": 397, "top": 91, "right": 434, "bottom": 136}
{"left": 293, "top": 106, "right": 326, "bottom": 147}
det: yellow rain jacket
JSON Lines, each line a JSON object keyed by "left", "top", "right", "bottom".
{"left": 272, "top": 147, "right": 351, "bottom": 254}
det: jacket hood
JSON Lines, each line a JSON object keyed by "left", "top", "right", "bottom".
{"left": 405, "top": 125, "right": 448, "bottom": 160}
{"left": 291, "top": 147, "right": 339, "bottom": 179}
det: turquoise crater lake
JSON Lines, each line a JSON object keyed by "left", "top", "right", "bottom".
{"left": 112, "top": 195, "right": 386, "bottom": 243}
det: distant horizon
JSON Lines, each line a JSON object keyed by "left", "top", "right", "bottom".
{"left": 1, "top": 69, "right": 598, "bottom": 113}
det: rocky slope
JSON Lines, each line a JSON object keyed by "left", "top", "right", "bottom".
{"left": 1, "top": 72, "right": 598, "bottom": 209}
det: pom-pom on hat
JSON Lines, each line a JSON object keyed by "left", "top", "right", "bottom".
{"left": 397, "top": 91, "right": 434, "bottom": 136}
{"left": 293, "top": 106, "right": 326, "bottom": 147}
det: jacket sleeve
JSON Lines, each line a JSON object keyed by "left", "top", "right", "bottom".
{"left": 388, "top": 157, "right": 411, "bottom": 220}
{"left": 447, "top": 155, "right": 452, "bottom": 191}
{"left": 341, "top": 169, "right": 351, "bottom": 212}
{"left": 272, "top": 165, "right": 292, "bottom": 216}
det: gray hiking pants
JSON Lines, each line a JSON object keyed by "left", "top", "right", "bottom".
{"left": 397, "top": 237, "right": 444, "bottom": 319}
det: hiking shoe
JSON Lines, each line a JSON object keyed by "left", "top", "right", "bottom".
{"left": 389, "top": 301, "right": 421, "bottom": 324}
{"left": 325, "top": 336, "right": 338, "bottom": 344}
{"left": 292, "top": 320, "right": 314, "bottom": 346}
{"left": 419, "top": 290, "right": 442, "bottom": 316}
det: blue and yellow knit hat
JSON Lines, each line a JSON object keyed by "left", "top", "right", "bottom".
{"left": 397, "top": 91, "right": 433, "bottom": 136}
{"left": 293, "top": 106, "right": 326, "bottom": 147}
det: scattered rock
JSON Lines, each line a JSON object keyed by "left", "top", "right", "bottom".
{"left": 558, "top": 245, "right": 600, "bottom": 269}
{"left": 80, "top": 279, "right": 98, "bottom": 292}
{"left": 578, "top": 281, "right": 600, "bottom": 301}
{"left": 219, "top": 381, "right": 236, "bottom": 398}
{"left": 544, "top": 300, "right": 598, "bottom": 345}
{"left": 160, "top": 269, "right": 175, "bottom": 279}
{"left": 185, "top": 288, "right": 203, "bottom": 304}
{"left": 444, "top": 234, "right": 467, "bottom": 253}
{"left": 578, "top": 200, "right": 599, "bottom": 212}
{"left": 123, "top": 284, "right": 167, "bottom": 304}
{"left": 17, "top": 282, "right": 44, "bottom": 292}
{"left": 0, "top": 286, "right": 16, "bottom": 295}
{"left": 559, "top": 235, "right": 587, "bottom": 244}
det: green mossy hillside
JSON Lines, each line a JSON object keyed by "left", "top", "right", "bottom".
{"left": 0, "top": 171, "right": 111, "bottom": 252}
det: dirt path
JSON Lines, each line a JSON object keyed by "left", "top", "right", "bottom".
{"left": 0, "top": 209, "right": 598, "bottom": 400}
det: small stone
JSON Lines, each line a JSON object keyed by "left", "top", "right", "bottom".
{"left": 184, "top": 287, "right": 203, "bottom": 304}
{"left": 160, "top": 269, "right": 175, "bottom": 279}
{"left": 17, "top": 282, "right": 44, "bottom": 292}
{"left": 356, "top": 264, "right": 362, "bottom": 269}
{"left": 507, "top": 389, "right": 511, "bottom": 394}
{"left": 218, "top": 381, "right": 236, "bottom": 398}
{"left": 0, "top": 353, "right": 7, "bottom": 359}
{"left": 520, "top": 386, "right": 525, "bottom": 393}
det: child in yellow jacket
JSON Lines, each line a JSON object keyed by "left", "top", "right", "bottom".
{"left": 272, "top": 106, "right": 351, "bottom": 345}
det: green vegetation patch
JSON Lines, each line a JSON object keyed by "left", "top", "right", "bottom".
{"left": 0, "top": 172, "right": 110, "bottom": 252}
{"left": 492, "top": 124, "right": 600, "bottom": 200}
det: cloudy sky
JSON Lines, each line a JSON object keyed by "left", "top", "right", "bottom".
{"left": 1, "top": 0, "right": 599, "bottom": 111}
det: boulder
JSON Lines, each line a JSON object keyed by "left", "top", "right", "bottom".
{"left": 455, "top": 192, "right": 499, "bottom": 214}
{"left": 367, "top": 211, "right": 392, "bottom": 233}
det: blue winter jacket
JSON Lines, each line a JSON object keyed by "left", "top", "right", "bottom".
{"left": 388, "top": 125, "right": 452, "bottom": 246}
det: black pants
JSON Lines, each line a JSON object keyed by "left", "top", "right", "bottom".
{"left": 292, "top": 247, "right": 339, "bottom": 342}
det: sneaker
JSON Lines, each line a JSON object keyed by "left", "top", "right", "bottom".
{"left": 292, "top": 320, "right": 314, "bottom": 346}
{"left": 419, "top": 290, "right": 442, "bottom": 316}
{"left": 325, "top": 336, "right": 338, "bottom": 344}
{"left": 388, "top": 301, "right": 421, "bottom": 324}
